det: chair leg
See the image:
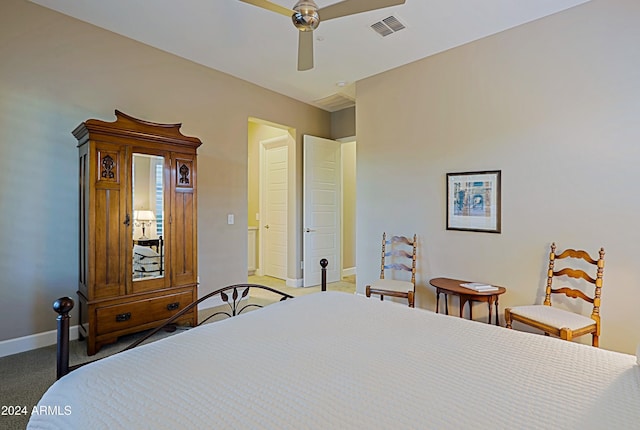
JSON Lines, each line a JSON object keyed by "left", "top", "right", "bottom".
{"left": 504, "top": 308, "right": 512, "bottom": 329}
{"left": 365, "top": 285, "right": 371, "bottom": 298}
{"left": 592, "top": 334, "right": 599, "bottom": 348}
{"left": 408, "top": 291, "right": 415, "bottom": 308}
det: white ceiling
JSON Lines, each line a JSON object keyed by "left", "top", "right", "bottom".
{"left": 30, "top": 0, "right": 590, "bottom": 112}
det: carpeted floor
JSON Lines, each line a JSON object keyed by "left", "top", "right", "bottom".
{"left": 0, "top": 276, "right": 355, "bottom": 430}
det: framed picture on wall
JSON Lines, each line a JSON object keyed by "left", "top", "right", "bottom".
{"left": 446, "top": 170, "right": 501, "bottom": 233}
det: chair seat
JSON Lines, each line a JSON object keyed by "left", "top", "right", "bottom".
{"left": 509, "top": 305, "right": 596, "bottom": 331}
{"left": 368, "top": 278, "right": 413, "bottom": 293}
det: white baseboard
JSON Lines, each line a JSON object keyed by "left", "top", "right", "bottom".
{"left": 342, "top": 267, "right": 356, "bottom": 277}
{"left": 0, "top": 325, "right": 80, "bottom": 358}
{"left": 286, "top": 277, "right": 304, "bottom": 288}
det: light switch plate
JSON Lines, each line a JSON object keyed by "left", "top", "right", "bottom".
{"left": 227, "top": 214, "right": 234, "bottom": 225}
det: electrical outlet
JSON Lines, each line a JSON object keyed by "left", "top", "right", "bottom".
{"left": 227, "top": 214, "right": 234, "bottom": 225}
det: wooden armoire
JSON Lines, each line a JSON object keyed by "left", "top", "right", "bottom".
{"left": 73, "top": 110, "right": 201, "bottom": 355}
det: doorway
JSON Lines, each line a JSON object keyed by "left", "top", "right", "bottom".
{"left": 247, "top": 119, "right": 294, "bottom": 283}
{"left": 247, "top": 119, "right": 356, "bottom": 287}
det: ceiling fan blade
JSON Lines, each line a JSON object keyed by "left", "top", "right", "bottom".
{"left": 297, "top": 31, "right": 314, "bottom": 71}
{"left": 319, "top": 0, "right": 405, "bottom": 21}
{"left": 238, "top": 0, "right": 293, "bottom": 17}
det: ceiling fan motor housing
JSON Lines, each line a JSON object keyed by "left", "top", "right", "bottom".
{"left": 292, "top": 0, "right": 320, "bottom": 31}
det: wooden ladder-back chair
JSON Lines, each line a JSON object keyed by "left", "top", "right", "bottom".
{"left": 365, "top": 233, "right": 417, "bottom": 307}
{"left": 505, "top": 243, "right": 605, "bottom": 347}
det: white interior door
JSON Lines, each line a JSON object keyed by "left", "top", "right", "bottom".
{"left": 262, "top": 140, "right": 288, "bottom": 280}
{"left": 303, "top": 135, "right": 341, "bottom": 287}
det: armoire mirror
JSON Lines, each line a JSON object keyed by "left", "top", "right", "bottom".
{"left": 132, "top": 153, "right": 164, "bottom": 281}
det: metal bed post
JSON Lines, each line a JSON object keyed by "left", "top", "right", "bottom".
{"left": 320, "top": 258, "right": 328, "bottom": 291}
{"left": 53, "top": 297, "right": 74, "bottom": 379}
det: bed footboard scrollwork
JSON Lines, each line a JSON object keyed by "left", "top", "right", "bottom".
{"left": 122, "top": 284, "right": 295, "bottom": 353}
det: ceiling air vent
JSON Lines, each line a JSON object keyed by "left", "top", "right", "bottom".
{"left": 313, "top": 92, "right": 355, "bottom": 112}
{"left": 371, "top": 16, "right": 406, "bottom": 37}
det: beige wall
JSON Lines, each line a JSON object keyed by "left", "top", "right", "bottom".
{"left": 356, "top": 0, "right": 640, "bottom": 354}
{"left": 0, "top": 0, "right": 331, "bottom": 343}
{"left": 331, "top": 107, "right": 356, "bottom": 140}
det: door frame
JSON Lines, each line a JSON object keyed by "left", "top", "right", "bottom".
{"left": 337, "top": 136, "right": 356, "bottom": 279}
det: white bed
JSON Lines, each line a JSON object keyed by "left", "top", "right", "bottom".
{"left": 28, "top": 291, "right": 639, "bottom": 429}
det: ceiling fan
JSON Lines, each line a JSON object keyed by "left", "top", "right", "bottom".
{"left": 239, "top": 0, "right": 406, "bottom": 71}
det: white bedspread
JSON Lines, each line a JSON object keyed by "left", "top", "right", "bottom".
{"left": 28, "top": 292, "right": 640, "bottom": 429}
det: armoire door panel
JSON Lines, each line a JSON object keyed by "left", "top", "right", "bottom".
{"left": 173, "top": 190, "right": 196, "bottom": 284}
{"left": 93, "top": 188, "right": 126, "bottom": 299}
{"left": 171, "top": 153, "right": 197, "bottom": 286}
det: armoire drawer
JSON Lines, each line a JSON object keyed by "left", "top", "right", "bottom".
{"left": 96, "top": 291, "right": 193, "bottom": 335}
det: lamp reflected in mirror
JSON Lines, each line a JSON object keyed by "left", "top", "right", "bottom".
{"left": 134, "top": 210, "right": 155, "bottom": 240}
